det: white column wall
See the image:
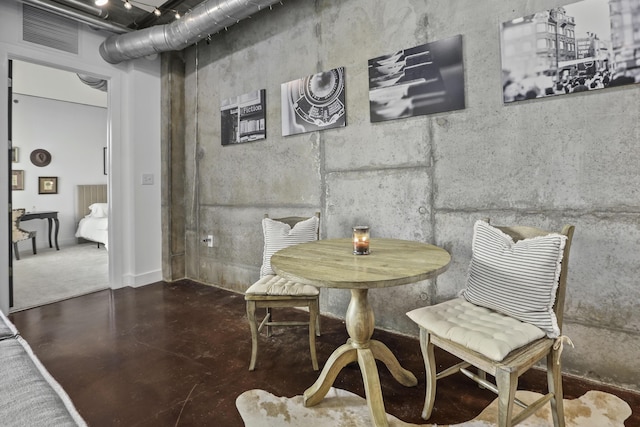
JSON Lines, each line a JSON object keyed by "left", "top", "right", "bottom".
{"left": 0, "top": 0, "right": 162, "bottom": 312}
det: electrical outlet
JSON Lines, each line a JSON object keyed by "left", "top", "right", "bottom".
{"left": 207, "top": 235, "right": 214, "bottom": 248}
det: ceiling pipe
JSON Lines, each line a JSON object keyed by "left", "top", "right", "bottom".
{"left": 77, "top": 73, "right": 108, "bottom": 91}
{"left": 18, "top": 0, "right": 131, "bottom": 34}
{"left": 99, "top": 0, "right": 283, "bottom": 64}
{"left": 51, "top": 0, "right": 109, "bottom": 18}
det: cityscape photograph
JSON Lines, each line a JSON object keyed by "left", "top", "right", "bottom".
{"left": 501, "top": 0, "right": 640, "bottom": 103}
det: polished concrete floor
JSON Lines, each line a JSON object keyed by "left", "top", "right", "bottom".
{"left": 9, "top": 280, "right": 640, "bottom": 426}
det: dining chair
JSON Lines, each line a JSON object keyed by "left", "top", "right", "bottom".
{"left": 12, "top": 209, "right": 37, "bottom": 261}
{"left": 407, "top": 219, "right": 575, "bottom": 427}
{"left": 245, "top": 212, "right": 321, "bottom": 371}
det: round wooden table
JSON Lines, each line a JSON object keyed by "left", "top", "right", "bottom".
{"left": 271, "top": 238, "right": 451, "bottom": 427}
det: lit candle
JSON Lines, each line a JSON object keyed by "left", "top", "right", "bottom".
{"left": 353, "top": 226, "right": 370, "bottom": 255}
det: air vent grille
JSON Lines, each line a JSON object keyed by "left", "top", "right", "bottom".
{"left": 23, "top": 4, "right": 79, "bottom": 54}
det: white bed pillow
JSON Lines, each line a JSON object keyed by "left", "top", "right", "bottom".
{"left": 260, "top": 216, "right": 319, "bottom": 277}
{"left": 460, "top": 220, "right": 567, "bottom": 338}
{"left": 88, "top": 203, "right": 108, "bottom": 218}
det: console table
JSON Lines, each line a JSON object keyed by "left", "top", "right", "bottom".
{"left": 21, "top": 211, "right": 60, "bottom": 251}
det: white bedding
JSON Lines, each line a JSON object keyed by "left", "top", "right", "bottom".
{"left": 75, "top": 203, "right": 108, "bottom": 249}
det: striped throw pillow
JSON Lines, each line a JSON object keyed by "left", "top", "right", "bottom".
{"left": 260, "top": 216, "right": 319, "bottom": 277}
{"left": 460, "top": 220, "right": 567, "bottom": 338}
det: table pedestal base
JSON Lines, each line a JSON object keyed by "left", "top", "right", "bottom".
{"left": 303, "top": 289, "right": 417, "bottom": 427}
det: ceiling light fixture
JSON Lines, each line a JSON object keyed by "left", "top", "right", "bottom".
{"left": 115, "top": 0, "right": 186, "bottom": 21}
{"left": 94, "top": 0, "right": 108, "bottom": 6}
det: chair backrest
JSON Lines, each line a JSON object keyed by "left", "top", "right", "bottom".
{"left": 11, "top": 209, "right": 29, "bottom": 241}
{"left": 490, "top": 221, "right": 575, "bottom": 332}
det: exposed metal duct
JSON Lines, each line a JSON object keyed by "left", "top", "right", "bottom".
{"left": 77, "top": 73, "right": 108, "bottom": 92}
{"left": 52, "top": 0, "right": 109, "bottom": 18}
{"left": 99, "top": 0, "right": 283, "bottom": 64}
{"left": 19, "top": 0, "right": 131, "bottom": 34}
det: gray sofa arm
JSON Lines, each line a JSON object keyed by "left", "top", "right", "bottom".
{"left": 1, "top": 311, "right": 86, "bottom": 427}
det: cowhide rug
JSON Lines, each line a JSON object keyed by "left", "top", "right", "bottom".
{"left": 236, "top": 387, "right": 631, "bottom": 426}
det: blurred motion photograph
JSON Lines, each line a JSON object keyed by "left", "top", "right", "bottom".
{"left": 501, "top": 0, "right": 640, "bottom": 103}
{"left": 368, "top": 34, "right": 465, "bottom": 122}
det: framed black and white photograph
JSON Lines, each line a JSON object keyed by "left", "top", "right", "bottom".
{"left": 368, "top": 35, "right": 465, "bottom": 123}
{"left": 501, "top": 0, "right": 640, "bottom": 104}
{"left": 12, "top": 170, "right": 24, "bottom": 191}
{"left": 38, "top": 176, "right": 58, "bottom": 194}
{"left": 221, "top": 89, "right": 267, "bottom": 145}
{"left": 281, "top": 67, "right": 346, "bottom": 137}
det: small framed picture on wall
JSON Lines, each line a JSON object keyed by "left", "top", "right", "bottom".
{"left": 12, "top": 170, "right": 24, "bottom": 190}
{"left": 39, "top": 176, "right": 58, "bottom": 194}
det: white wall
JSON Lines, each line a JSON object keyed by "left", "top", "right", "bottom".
{"left": 12, "top": 93, "right": 107, "bottom": 248}
{"left": 0, "top": 0, "right": 163, "bottom": 313}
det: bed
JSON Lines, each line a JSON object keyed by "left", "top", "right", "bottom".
{"left": 75, "top": 185, "right": 108, "bottom": 250}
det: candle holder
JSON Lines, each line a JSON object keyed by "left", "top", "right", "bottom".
{"left": 353, "top": 226, "right": 370, "bottom": 255}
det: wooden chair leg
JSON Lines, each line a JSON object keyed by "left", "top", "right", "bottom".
{"left": 246, "top": 300, "right": 259, "bottom": 371}
{"left": 315, "top": 293, "right": 321, "bottom": 336}
{"left": 308, "top": 299, "right": 319, "bottom": 370}
{"left": 496, "top": 368, "right": 518, "bottom": 427}
{"left": 420, "top": 328, "right": 437, "bottom": 420}
{"left": 548, "top": 350, "right": 565, "bottom": 427}
{"left": 32, "top": 237, "right": 37, "bottom": 255}
{"left": 265, "top": 307, "right": 272, "bottom": 337}
{"left": 13, "top": 242, "right": 20, "bottom": 260}
{"left": 316, "top": 308, "right": 321, "bottom": 337}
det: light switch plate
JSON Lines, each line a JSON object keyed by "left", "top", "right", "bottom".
{"left": 141, "top": 173, "right": 154, "bottom": 185}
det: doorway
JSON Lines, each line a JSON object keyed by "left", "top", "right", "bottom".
{"left": 9, "top": 59, "right": 110, "bottom": 312}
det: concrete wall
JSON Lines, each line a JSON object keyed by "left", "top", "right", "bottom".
{"left": 174, "top": 0, "right": 640, "bottom": 391}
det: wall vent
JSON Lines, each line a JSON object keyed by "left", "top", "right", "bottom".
{"left": 23, "top": 4, "right": 79, "bottom": 54}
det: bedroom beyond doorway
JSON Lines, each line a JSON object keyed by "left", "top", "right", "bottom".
{"left": 11, "top": 242, "right": 109, "bottom": 312}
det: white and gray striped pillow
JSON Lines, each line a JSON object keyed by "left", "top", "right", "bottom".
{"left": 260, "top": 216, "right": 319, "bottom": 277}
{"left": 460, "top": 220, "right": 567, "bottom": 338}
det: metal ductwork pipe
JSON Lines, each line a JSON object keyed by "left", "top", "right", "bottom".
{"left": 99, "top": 0, "right": 283, "bottom": 64}
{"left": 52, "top": 0, "right": 109, "bottom": 18}
{"left": 77, "top": 74, "right": 108, "bottom": 91}
{"left": 19, "top": 0, "right": 131, "bottom": 34}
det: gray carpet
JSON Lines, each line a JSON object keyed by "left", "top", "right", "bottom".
{"left": 11, "top": 243, "right": 109, "bottom": 312}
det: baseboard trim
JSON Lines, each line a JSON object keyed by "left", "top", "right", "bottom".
{"left": 122, "top": 270, "right": 162, "bottom": 288}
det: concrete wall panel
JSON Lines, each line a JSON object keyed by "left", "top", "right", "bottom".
{"left": 563, "top": 322, "right": 640, "bottom": 391}
{"left": 173, "top": 0, "right": 640, "bottom": 391}
{"left": 324, "top": 168, "right": 432, "bottom": 241}
{"left": 564, "top": 215, "right": 640, "bottom": 332}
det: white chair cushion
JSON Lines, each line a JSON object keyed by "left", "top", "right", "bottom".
{"left": 246, "top": 275, "right": 319, "bottom": 297}
{"left": 460, "top": 220, "right": 567, "bottom": 338}
{"left": 260, "top": 216, "right": 319, "bottom": 277}
{"left": 407, "top": 297, "right": 546, "bottom": 362}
